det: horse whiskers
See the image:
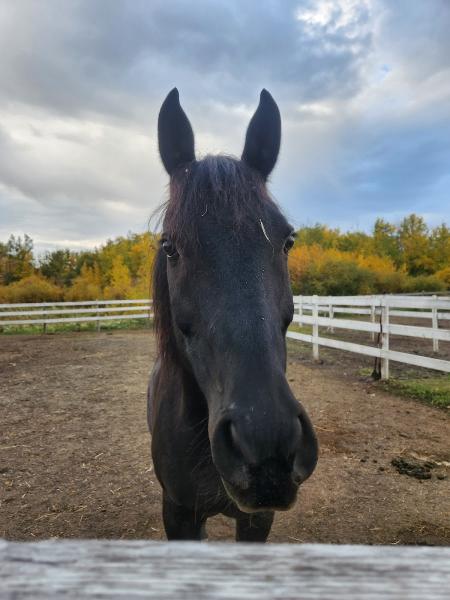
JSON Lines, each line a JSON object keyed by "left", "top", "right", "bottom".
{"left": 187, "top": 424, "right": 210, "bottom": 455}
{"left": 190, "top": 452, "right": 213, "bottom": 475}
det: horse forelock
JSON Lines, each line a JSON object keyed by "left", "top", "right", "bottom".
{"left": 165, "top": 155, "right": 275, "bottom": 250}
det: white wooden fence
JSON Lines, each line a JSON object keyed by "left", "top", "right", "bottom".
{"left": 0, "top": 299, "right": 152, "bottom": 332}
{"left": 1, "top": 539, "right": 449, "bottom": 599}
{"left": 288, "top": 294, "right": 450, "bottom": 379}
{"left": 1, "top": 295, "right": 450, "bottom": 379}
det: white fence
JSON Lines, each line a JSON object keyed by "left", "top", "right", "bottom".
{"left": 1, "top": 295, "right": 450, "bottom": 379}
{"left": 287, "top": 294, "right": 450, "bottom": 379}
{"left": 0, "top": 299, "right": 152, "bottom": 332}
{"left": 2, "top": 539, "right": 449, "bottom": 599}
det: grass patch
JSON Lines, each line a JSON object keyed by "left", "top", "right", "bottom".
{"left": 358, "top": 367, "right": 373, "bottom": 377}
{"left": 384, "top": 376, "right": 450, "bottom": 409}
{"left": 0, "top": 319, "right": 151, "bottom": 336}
{"left": 288, "top": 323, "right": 312, "bottom": 335}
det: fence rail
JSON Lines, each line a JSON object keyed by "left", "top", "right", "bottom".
{"left": 1, "top": 539, "right": 449, "bottom": 599}
{"left": 288, "top": 294, "right": 450, "bottom": 379}
{"left": 0, "top": 299, "right": 152, "bottom": 331}
{"left": 2, "top": 295, "right": 450, "bottom": 379}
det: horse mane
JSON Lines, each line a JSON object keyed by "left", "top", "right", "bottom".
{"left": 152, "top": 154, "right": 276, "bottom": 362}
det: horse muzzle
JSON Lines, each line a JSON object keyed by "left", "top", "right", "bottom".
{"left": 210, "top": 409, "right": 318, "bottom": 513}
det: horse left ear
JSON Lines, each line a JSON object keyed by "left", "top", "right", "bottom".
{"left": 158, "top": 88, "right": 196, "bottom": 175}
{"left": 241, "top": 89, "right": 281, "bottom": 180}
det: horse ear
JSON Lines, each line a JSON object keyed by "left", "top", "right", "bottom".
{"left": 158, "top": 88, "right": 195, "bottom": 175}
{"left": 241, "top": 89, "right": 281, "bottom": 180}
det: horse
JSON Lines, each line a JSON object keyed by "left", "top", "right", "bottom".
{"left": 148, "top": 88, "right": 318, "bottom": 542}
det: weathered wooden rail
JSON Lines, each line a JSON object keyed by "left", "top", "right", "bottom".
{"left": 1, "top": 540, "right": 449, "bottom": 599}
{"left": 288, "top": 294, "right": 450, "bottom": 379}
{"left": 0, "top": 299, "right": 152, "bottom": 332}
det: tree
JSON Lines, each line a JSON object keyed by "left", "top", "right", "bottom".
{"left": 0, "top": 274, "right": 63, "bottom": 303}
{"left": 65, "top": 263, "right": 102, "bottom": 301}
{"left": 0, "top": 242, "right": 8, "bottom": 285}
{"left": 0, "top": 234, "right": 34, "bottom": 284}
{"left": 372, "top": 218, "right": 401, "bottom": 266}
{"left": 40, "top": 249, "right": 78, "bottom": 287}
{"left": 337, "top": 231, "right": 372, "bottom": 255}
{"left": 430, "top": 223, "right": 450, "bottom": 272}
{"left": 129, "top": 233, "right": 156, "bottom": 298}
{"left": 103, "top": 255, "right": 132, "bottom": 299}
{"left": 295, "top": 224, "right": 340, "bottom": 249}
{"left": 398, "top": 214, "right": 433, "bottom": 275}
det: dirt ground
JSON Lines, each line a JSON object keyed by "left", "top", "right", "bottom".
{"left": 0, "top": 330, "right": 449, "bottom": 545}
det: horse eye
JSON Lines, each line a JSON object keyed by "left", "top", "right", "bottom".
{"left": 283, "top": 235, "right": 295, "bottom": 254}
{"left": 162, "top": 240, "right": 179, "bottom": 260}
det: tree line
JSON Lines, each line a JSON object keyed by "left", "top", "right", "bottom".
{"left": 0, "top": 214, "right": 449, "bottom": 303}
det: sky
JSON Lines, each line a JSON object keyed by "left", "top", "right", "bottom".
{"left": 0, "top": 0, "right": 449, "bottom": 254}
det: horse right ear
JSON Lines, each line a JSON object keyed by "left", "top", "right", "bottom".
{"left": 242, "top": 89, "right": 281, "bottom": 180}
{"left": 158, "top": 88, "right": 195, "bottom": 175}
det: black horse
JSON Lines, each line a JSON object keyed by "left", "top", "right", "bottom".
{"left": 148, "top": 88, "right": 318, "bottom": 541}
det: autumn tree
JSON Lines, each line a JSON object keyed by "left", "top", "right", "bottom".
{"left": 295, "top": 225, "right": 340, "bottom": 249}
{"left": 0, "top": 274, "right": 63, "bottom": 303}
{"left": 0, "top": 234, "right": 34, "bottom": 284}
{"left": 398, "top": 214, "right": 433, "bottom": 275}
{"left": 1, "top": 214, "right": 448, "bottom": 302}
{"left": 430, "top": 223, "right": 450, "bottom": 272}
{"left": 65, "top": 263, "right": 102, "bottom": 301}
{"left": 103, "top": 255, "right": 132, "bottom": 299}
{"left": 40, "top": 249, "right": 79, "bottom": 287}
{"left": 372, "top": 218, "right": 401, "bottom": 266}
{"left": 337, "top": 231, "right": 373, "bottom": 255}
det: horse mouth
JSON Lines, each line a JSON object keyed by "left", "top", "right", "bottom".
{"left": 221, "top": 475, "right": 299, "bottom": 514}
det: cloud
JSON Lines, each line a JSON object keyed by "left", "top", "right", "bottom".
{"left": 0, "top": 0, "right": 449, "bottom": 251}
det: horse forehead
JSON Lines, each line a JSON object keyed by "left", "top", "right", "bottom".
{"left": 195, "top": 205, "right": 289, "bottom": 245}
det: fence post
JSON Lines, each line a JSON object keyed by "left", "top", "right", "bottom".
{"left": 370, "top": 303, "right": 376, "bottom": 342}
{"left": 96, "top": 302, "right": 101, "bottom": 332}
{"left": 328, "top": 304, "right": 334, "bottom": 333}
{"left": 297, "top": 296, "right": 303, "bottom": 323}
{"left": 432, "top": 294, "right": 439, "bottom": 353}
{"left": 381, "top": 297, "right": 389, "bottom": 380}
{"left": 312, "top": 295, "right": 319, "bottom": 361}
{"left": 43, "top": 309, "right": 47, "bottom": 334}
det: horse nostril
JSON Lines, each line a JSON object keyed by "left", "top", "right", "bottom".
{"left": 212, "top": 419, "right": 250, "bottom": 491}
{"left": 230, "top": 423, "right": 239, "bottom": 449}
{"left": 292, "top": 470, "right": 305, "bottom": 486}
{"left": 223, "top": 421, "right": 244, "bottom": 462}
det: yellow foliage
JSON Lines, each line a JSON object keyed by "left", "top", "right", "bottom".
{"left": 65, "top": 263, "right": 102, "bottom": 301}
{"left": 1, "top": 217, "right": 446, "bottom": 303}
{"left": 0, "top": 274, "right": 63, "bottom": 303}
{"left": 103, "top": 256, "right": 132, "bottom": 300}
{"left": 436, "top": 267, "right": 450, "bottom": 289}
{"left": 288, "top": 244, "right": 409, "bottom": 295}
{"left": 128, "top": 235, "right": 156, "bottom": 299}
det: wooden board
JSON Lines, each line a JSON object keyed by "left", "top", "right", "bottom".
{"left": 0, "top": 299, "right": 152, "bottom": 309}
{"left": 1, "top": 540, "right": 449, "bottom": 599}
{"left": 0, "top": 305, "right": 152, "bottom": 318}
{"left": 287, "top": 331, "right": 450, "bottom": 372}
{"left": 1, "top": 313, "right": 152, "bottom": 326}
{"left": 294, "top": 295, "right": 450, "bottom": 310}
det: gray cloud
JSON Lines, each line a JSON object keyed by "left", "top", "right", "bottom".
{"left": 0, "top": 0, "right": 449, "bottom": 252}
{"left": 0, "top": 1, "right": 374, "bottom": 116}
